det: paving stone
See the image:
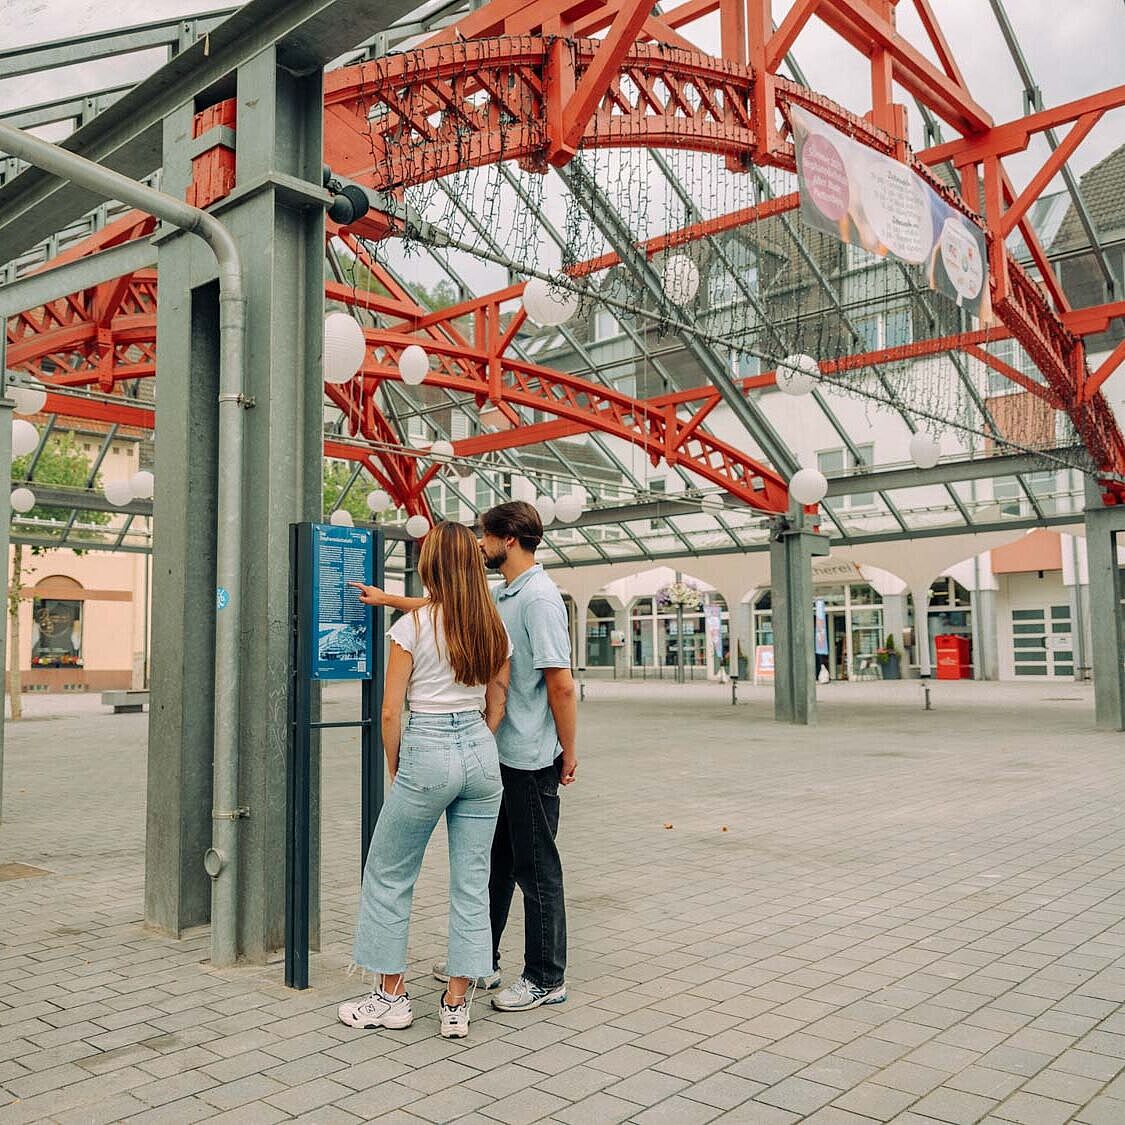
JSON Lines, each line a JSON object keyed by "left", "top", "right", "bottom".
{"left": 478, "top": 1086, "right": 568, "bottom": 1124}
{"left": 909, "top": 1085, "right": 998, "bottom": 1123}
{"left": 754, "top": 1075, "right": 840, "bottom": 1115}
{"left": 631, "top": 1094, "right": 723, "bottom": 1124}
{"left": 551, "top": 1091, "right": 643, "bottom": 1124}
{"left": 603, "top": 1067, "right": 690, "bottom": 1106}
{"left": 681, "top": 1069, "right": 763, "bottom": 1110}
{"left": 990, "top": 1091, "right": 1082, "bottom": 1125}
{"left": 830, "top": 1080, "right": 917, "bottom": 1120}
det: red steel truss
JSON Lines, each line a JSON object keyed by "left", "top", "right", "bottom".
{"left": 6, "top": 0, "right": 1125, "bottom": 511}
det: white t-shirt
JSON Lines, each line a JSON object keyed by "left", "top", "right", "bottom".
{"left": 388, "top": 607, "right": 511, "bottom": 714}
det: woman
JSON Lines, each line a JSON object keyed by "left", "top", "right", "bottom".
{"left": 339, "top": 521, "right": 510, "bottom": 1039}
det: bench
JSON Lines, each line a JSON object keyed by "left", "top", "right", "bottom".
{"left": 101, "top": 690, "right": 150, "bottom": 714}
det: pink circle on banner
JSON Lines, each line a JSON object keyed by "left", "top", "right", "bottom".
{"left": 802, "top": 133, "right": 849, "bottom": 222}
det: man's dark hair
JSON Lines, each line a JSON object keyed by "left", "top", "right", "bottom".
{"left": 481, "top": 501, "right": 543, "bottom": 552}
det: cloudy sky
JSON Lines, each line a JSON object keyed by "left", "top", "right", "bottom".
{"left": 1, "top": 0, "right": 1121, "bottom": 191}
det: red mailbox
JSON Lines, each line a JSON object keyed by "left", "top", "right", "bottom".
{"left": 934, "top": 634, "right": 971, "bottom": 680}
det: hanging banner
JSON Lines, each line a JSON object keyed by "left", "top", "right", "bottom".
{"left": 704, "top": 604, "right": 723, "bottom": 661}
{"left": 814, "top": 599, "right": 829, "bottom": 657}
{"left": 790, "top": 106, "right": 991, "bottom": 321}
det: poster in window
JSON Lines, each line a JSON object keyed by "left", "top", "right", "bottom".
{"left": 32, "top": 598, "right": 83, "bottom": 667}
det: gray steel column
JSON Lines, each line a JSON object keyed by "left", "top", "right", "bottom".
{"left": 0, "top": 348, "right": 10, "bottom": 825}
{"left": 770, "top": 510, "right": 828, "bottom": 724}
{"left": 146, "top": 48, "right": 326, "bottom": 961}
{"left": 1084, "top": 496, "right": 1125, "bottom": 731}
{"left": 404, "top": 539, "right": 423, "bottom": 600}
{"left": 971, "top": 588, "right": 1000, "bottom": 681}
{"left": 145, "top": 241, "right": 221, "bottom": 935}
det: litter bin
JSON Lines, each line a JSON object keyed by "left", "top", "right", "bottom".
{"left": 934, "top": 634, "right": 971, "bottom": 680}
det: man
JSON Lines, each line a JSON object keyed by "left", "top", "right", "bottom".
{"left": 355, "top": 501, "right": 578, "bottom": 1012}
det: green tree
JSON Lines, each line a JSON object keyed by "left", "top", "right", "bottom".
{"left": 323, "top": 460, "right": 393, "bottom": 525}
{"left": 8, "top": 432, "right": 111, "bottom": 720}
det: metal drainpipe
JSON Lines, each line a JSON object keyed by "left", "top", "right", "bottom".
{"left": 0, "top": 122, "right": 246, "bottom": 967}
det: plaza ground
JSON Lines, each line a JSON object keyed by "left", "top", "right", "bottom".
{"left": 1, "top": 680, "right": 1124, "bottom": 1124}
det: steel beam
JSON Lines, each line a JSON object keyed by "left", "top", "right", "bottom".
{"left": 824, "top": 448, "right": 1088, "bottom": 497}
{"left": 0, "top": 11, "right": 238, "bottom": 79}
{"left": 0, "top": 0, "right": 420, "bottom": 265}
{"left": 0, "top": 239, "right": 157, "bottom": 318}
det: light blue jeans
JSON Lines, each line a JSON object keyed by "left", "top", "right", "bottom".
{"left": 352, "top": 710, "right": 503, "bottom": 980}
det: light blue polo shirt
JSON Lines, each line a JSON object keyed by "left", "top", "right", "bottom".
{"left": 492, "top": 564, "right": 571, "bottom": 770}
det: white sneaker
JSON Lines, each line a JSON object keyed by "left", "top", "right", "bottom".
{"left": 431, "top": 961, "right": 501, "bottom": 990}
{"left": 337, "top": 988, "right": 413, "bottom": 1030}
{"left": 440, "top": 998, "right": 471, "bottom": 1039}
{"left": 491, "top": 976, "right": 567, "bottom": 1011}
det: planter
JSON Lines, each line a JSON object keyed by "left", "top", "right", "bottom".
{"left": 879, "top": 653, "right": 901, "bottom": 680}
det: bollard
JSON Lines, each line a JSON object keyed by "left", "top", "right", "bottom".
{"left": 730, "top": 674, "right": 738, "bottom": 706}
{"left": 921, "top": 678, "right": 932, "bottom": 710}
{"left": 578, "top": 667, "right": 586, "bottom": 702}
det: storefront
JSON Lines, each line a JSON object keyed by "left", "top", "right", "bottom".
{"left": 628, "top": 593, "right": 729, "bottom": 676}
{"left": 752, "top": 575, "right": 884, "bottom": 681}
{"left": 585, "top": 598, "right": 618, "bottom": 668}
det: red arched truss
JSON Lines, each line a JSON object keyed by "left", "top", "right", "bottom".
{"left": 6, "top": 0, "right": 1125, "bottom": 511}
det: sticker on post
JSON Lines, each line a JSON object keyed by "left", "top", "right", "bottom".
{"left": 216, "top": 587, "right": 230, "bottom": 611}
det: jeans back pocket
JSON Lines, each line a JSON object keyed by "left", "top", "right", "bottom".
{"left": 398, "top": 736, "right": 451, "bottom": 792}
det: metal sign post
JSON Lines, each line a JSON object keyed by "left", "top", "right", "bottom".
{"left": 286, "top": 521, "right": 385, "bottom": 990}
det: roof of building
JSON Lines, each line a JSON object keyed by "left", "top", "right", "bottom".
{"left": 1050, "top": 143, "right": 1125, "bottom": 255}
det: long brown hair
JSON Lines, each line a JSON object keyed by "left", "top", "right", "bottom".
{"left": 416, "top": 521, "right": 508, "bottom": 686}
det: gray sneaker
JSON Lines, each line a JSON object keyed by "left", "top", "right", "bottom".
{"left": 431, "top": 961, "right": 501, "bottom": 990}
{"left": 491, "top": 976, "right": 567, "bottom": 1011}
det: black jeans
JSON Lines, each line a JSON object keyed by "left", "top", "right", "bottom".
{"left": 488, "top": 758, "right": 567, "bottom": 989}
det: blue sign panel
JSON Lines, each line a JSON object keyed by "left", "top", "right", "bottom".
{"left": 309, "top": 523, "right": 374, "bottom": 680}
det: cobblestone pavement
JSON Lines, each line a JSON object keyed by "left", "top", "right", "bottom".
{"left": 2, "top": 680, "right": 1125, "bottom": 1124}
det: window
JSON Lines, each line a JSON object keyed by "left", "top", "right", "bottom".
{"left": 818, "top": 443, "right": 875, "bottom": 508}
{"left": 649, "top": 478, "right": 666, "bottom": 530}
{"left": 994, "top": 476, "right": 1020, "bottom": 516}
{"left": 985, "top": 339, "right": 1040, "bottom": 395}
{"left": 730, "top": 350, "right": 762, "bottom": 380}
{"left": 853, "top": 306, "right": 912, "bottom": 353}
{"left": 845, "top": 243, "right": 881, "bottom": 271}
{"left": 708, "top": 243, "right": 759, "bottom": 310}
{"left": 594, "top": 310, "right": 622, "bottom": 341}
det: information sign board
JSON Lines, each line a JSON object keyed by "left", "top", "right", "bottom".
{"left": 309, "top": 523, "right": 374, "bottom": 680}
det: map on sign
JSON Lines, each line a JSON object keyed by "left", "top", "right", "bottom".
{"left": 309, "top": 524, "right": 374, "bottom": 680}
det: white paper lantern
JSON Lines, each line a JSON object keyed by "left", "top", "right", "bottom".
{"left": 909, "top": 432, "right": 942, "bottom": 470}
{"left": 699, "top": 494, "right": 724, "bottom": 514}
{"left": 9, "top": 377, "right": 47, "bottom": 416}
{"left": 323, "top": 312, "right": 367, "bottom": 384}
{"left": 329, "top": 508, "right": 354, "bottom": 527}
{"left": 130, "top": 470, "right": 154, "bottom": 500}
{"left": 522, "top": 276, "right": 580, "bottom": 327}
{"left": 534, "top": 495, "right": 556, "bottom": 526}
{"left": 405, "top": 514, "right": 430, "bottom": 539}
{"left": 788, "top": 467, "right": 828, "bottom": 507}
{"left": 366, "top": 489, "right": 391, "bottom": 514}
{"left": 10, "top": 487, "right": 35, "bottom": 514}
{"left": 11, "top": 419, "right": 38, "bottom": 458}
{"left": 104, "top": 479, "right": 134, "bottom": 507}
{"left": 661, "top": 254, "right": 700, "bottom": 304}
{"left": 775, "top": 353, "right": 819, "bottom": 396}
{"left": 429, "top": 439, "right": 454, "bottom": 463}
{"left": 554, "top": 492, "right": 585, "bottom": 523}
{"left": 398, "top": 344, "right": 429, "bottom": 386}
